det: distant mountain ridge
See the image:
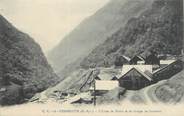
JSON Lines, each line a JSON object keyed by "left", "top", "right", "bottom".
{"left": 0, "top": 15, "right": 60, "bottom": 105}
{"left": 48, "top": 0, "right": 154, "bottom": 78}
{"left": 81, "top": 0, "right": 183, "bottom": 68}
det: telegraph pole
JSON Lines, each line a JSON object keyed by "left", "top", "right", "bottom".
{"left": 93, "top": 78, "right": 96, "bottom": 106}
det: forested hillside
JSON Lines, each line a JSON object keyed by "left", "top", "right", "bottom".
{"left": 81, "top": 0, "right": 183, "bottom": 68}
{"left": 0, "top": 15, "right": 60, "bottom": 105}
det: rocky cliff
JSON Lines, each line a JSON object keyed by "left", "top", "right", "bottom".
{"left": 0, "top": 15, "right": 59, "bottom": 105}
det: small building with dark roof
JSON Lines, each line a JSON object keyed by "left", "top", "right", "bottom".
{"left": 145, "top": 53, "right": 160, "bottom": 65}
{"left": 129, "top": 55, "right": 145, "bottom": 65}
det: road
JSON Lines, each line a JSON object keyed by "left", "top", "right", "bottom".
{"left": 121, "top": 80, "right": 168, "bottom": 104}
{"left": 142, "top": 80, "right": 168, "bottom": 104}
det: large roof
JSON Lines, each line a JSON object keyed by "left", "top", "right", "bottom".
{"left": 90, "top": 80, "right": 119, "bottom": 90}
{"left": 160, "top": 60, "right": 176, "bottom": 65}
{"left": 120, "top": 67, "right": 153, "bottom": 81}
{"left": 121, "top": 65, "right": 153, "bottom": 76}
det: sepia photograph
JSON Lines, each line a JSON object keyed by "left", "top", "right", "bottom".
{"left": 0, "top": 0, "right": 183, "bottom": 116}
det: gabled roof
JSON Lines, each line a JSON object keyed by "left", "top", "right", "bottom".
{"left": 90, "top": 80, "right": 119, "bottom": 91}
{"left": 119, "top": 67, "right": 153, "bottom": 81}
{"left": 121, "top": 65, "right": 153, "bottom": 76}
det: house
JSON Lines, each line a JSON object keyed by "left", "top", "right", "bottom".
{"left": 129, "top": 55, "right": 145, "bottom": 64}
{"left": 121, "top": 65, "right": 153, "bottom": 76}
{"left": 119, "top": 67, "right": 153, "bottom": 90}
{"left": 153, "top": 59, "right": 183, "bottom": 82}
{"left": 90, "top": 80, "right": 119, "bottom": 96}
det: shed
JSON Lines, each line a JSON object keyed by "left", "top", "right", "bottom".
{"left": 119, "top": 68, "right": 152, "bottom": 90}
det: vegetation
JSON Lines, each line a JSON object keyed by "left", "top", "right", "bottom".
{"left": 81, "top": 0, "right": 183, "bottom": 69}
{"left": 48, "top": 0, "right": 154, "bottom": 77}
{"left": 0, "top": 15, "right": 60, "bottom": 105}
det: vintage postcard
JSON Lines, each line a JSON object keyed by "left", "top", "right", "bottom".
{"left": 0, "top": 0, "right": 183, "bottom": 116}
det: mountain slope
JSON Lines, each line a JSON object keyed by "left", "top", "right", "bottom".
{"left": 0, "top": 15, "right": 59, "bottom": 105}
{"left": 48, "top": 0, "right": 154, "bottom": 76}
{"left": 81, "top": 0, "right": 183, "bottom": 68}
{"left": 48, "top": 69, "right": 99, "bottom": 94}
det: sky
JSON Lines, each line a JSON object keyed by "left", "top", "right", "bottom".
{"left": 0, "top": 0, "right": 110, "bottom": 53}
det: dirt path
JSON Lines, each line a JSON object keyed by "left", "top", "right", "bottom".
{"left": 142, "top": 80, "right": 168, "bottom": 104}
